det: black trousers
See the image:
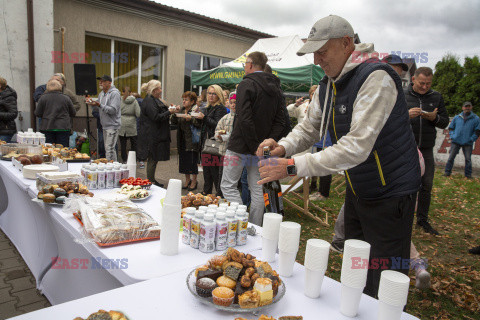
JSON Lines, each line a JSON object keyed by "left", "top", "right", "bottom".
{"left": 417, "top": 147, "right": 434, "bottom": 224}
{"left": 310, "top": 175, "right": 332, "bottom": 197}
{"left": 344, "top": 186, "right": 415, "bottom": 298}
{"left": 202, "top": 154, "right": 221, "bottom": 196}
{"left": 119, "top": 135, "right": 137, "bottom": 163}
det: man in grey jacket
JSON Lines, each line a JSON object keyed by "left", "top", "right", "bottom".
{"left": 86, "top": 75, "right": 121, "bottom": 161}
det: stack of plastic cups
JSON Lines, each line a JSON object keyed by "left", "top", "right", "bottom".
{"left": 377, "top": 270, "right": 410, "bottom": 320}
{"left": 126, "top": 151, "right": 137, "bottom": 178}
{"left": 340, "top": 239, "right": 371, "bottom": 317}
{"left": 304, "top": 239, "right": 330, "bottom": 298}
{"left": 261, "top": 213, "right": 283, "bottom": 262}
{"left": 160, "top": 179, "right": 182, "bottom": 255}
{"left": 277, "top": 221, "right": 301, "bottom": 277}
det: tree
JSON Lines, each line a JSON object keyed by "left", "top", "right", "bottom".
{"left": 432, "top": 54, "right": 464, "bottom": 115}
{"left": 452, "top": 56, "right": 480, "bottom": 114}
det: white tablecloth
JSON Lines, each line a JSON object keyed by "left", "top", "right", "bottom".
{"left": 1, "top": 160, "right": 263, "bottom": 304}
{"left": 8, "top": 253, "right": 419, "bottom": 320}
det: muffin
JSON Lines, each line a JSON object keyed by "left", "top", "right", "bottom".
{"left": 212, "top": 287, "right": 234, "bottom": 307}
{"left": 197, "top": 269, "right": 223, "bottom": 282}
{"left": 195, "top": 277, "right": 217, "bottom": 298}
{"left": 216, "top": 275, "right": 237, "bottom": 289}
{"left": 43, "top": 193, "right": 55, "bottom": 203}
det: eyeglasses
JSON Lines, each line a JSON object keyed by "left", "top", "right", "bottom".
{"left": 242, "top": 61, "right": 252, "bottom": 68}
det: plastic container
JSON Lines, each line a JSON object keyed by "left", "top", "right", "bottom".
{"left": 81, "top": 164, "right": 88, "bottom": 185}
{"left": 97, "top": 166, "right": 106, "bottom": 189}
{"left": 226, "top": 210, "right": 238, "bottom": 248}
{"left": 39, "top": 133, "right": 46, "bottom": 146}
{"left": 236, "top": 210, "right": 249, "bottom": 246}
{"left": 106, "top": 164, "right": 115, "bottom": 189}
{"left": 16, "top": 132, "right": 23, "bottom": 143}
{"left": 88, "top": 166, "right": 98, "bottom": 190}
{"left": 114, "top": 164, "right": 122, "bottom": 187}
{"left": 215, "top": 212, "right": 228, "bottom": 251}
{"left": 199, "top": 213, "right": 216, "bottom": 253}
{"left": 121, "top": 164, "right": 129, "bottom": 180}
{"left": 33, "top": 132, "right": 40, "bottom": 145}
{"left": 190, "top": 211, "right": 204, "bottom": 249}
{"left": 182, "top": 207, "right": 196, "bottom": 246}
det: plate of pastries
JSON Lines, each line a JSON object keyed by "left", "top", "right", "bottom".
{"left": 187, "top": 248, "right": 285, "bottom": 312}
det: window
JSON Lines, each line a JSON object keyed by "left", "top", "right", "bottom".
{"left": 184, "top": 52, "right": 233, "bottom": 93}
{"left": 85, "top": 35, "right": 163, "bottom": 97}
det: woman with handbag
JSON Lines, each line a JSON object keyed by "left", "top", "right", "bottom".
{"left": 171, "top": 91, "right": 201, "bottom": 191}
{"left": 140, "top": 80, "right": 177, "bottom": 187}
{"left": 193, "top": 84, "right": 227, "bottom": 196}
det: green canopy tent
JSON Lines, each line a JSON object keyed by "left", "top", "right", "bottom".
{"left": 191, "top": 35, "right": 324, "bottom": 92}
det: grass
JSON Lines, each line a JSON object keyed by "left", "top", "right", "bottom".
{"left": 282, "top": 170, "right": 480, "bottom": 320}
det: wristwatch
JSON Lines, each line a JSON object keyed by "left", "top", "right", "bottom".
{"left": 286, "top": 158, "right": 297, "bottom": 176}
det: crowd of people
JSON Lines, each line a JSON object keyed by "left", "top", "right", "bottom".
{"left": 1, "top": 14, "right": 480, "bottom": 301}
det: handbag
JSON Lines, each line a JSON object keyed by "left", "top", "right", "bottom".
{"left": 202, "top": 137, "right": 221, "bottom": 156}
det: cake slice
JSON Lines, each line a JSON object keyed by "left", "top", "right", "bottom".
{"left": 238, "top": 290, "right": 260, "bottom": 308}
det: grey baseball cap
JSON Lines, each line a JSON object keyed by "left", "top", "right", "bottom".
{"left": 297, "top": 15, "right": 354, "bottom": 56}
{"left": 463, "top": 101, "right": 473, "bottom": 107}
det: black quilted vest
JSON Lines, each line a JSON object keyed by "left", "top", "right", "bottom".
{"left": 317, "top": 60, "right": 421, "bottom": 200}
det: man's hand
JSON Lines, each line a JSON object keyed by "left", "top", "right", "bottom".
{"left": 194, "top": 112, "right": 204, "bottom": 119}
{"left": 409, "top": 107, "right": 421, "bottom": 119}
{"left": 257, "top": 157, "right": 289, "bottom": 184}
{"left": 421, "top": 108, "right": 438, "bottom": 121}
{"left": 256, "top": 139, "right": 286, "bottom": 158}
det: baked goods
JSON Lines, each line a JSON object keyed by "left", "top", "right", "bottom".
{"left": 223, "top": 261, "right": 243, "bottom": 280}
{"left": 209, "top": 255, "right": 228, "bottom": 270}
{"left": 238, "top": 290, "right": 260, "bottom": 308}
{"left": 196, "top": 277, "right": 217, "bottom": 297}
{"left": 74, "top": 309, "right": 127, "bottom": 320}
{"left": 37, "top": 182, "right": 92, "bottom": 204}
{"left": 254, "top": 278, "right": 273, "bottom": 307}
{"left": 42, "top": 145, "right": 90, "bottom": 161}
{"left": 195, "top": 265, "right": 209, "bottom": 277}
{"left": 43, "top": 193, "right": 55, "bottom": 203}
{"left": 217, "top": 275, "right": 237, "bottom": 289}
{"left": 181, "top": 192, "right": 221, "bottom": 209}
{"left": 117, "top": 184, "right": 150, "bottom": 199}
{"left": 197, "top": 269, "right": 223, "bottom": 282}
{"left": 55, "top": 196, "right": 67, "bottom": 204}
{"left": 23, "top": 164, "right": 59, "bottom": 179}
{"left": 212, "top": 287, "right": 234, "bottom": 306}
{"left": 278, "top": 317, "right": 303, "bottom": 320}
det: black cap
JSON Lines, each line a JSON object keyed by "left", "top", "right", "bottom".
{"left": 96, "top": 75, "right": 112, "bottom": 82}
{"left": 463, "top": 101, "right": 473, "bottom": 107}
{"left": 382, "top": 54, "right": 409, "bottom": 71}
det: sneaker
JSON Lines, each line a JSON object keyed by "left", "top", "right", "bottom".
{"left": 139, "top": 161, "right": 145, "bottom": 169}
{"left": 468, "top": 246, "right": 480, "bottom": 254}
{"left": 417, "top": 221, "right": 440, "bottom": 235}
{"left": 415, "top": 269, "right": 431, "bottom": 289}
{"left": 330, "top": 240, "right": 344, "bottom": 253}
{"left": 309, "top": 192, "right": 326, "bottom": 201}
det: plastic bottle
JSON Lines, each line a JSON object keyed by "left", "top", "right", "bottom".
{"left": 199, "top": 213, "right": 216, "bottom": 253}
{"left": 39, "top": 133, "right": 46, "bottom": 145}
{"left": 182, "top": 207, "right": 196, "bottom": 246}
{"left": 88, "top": 166, "right": 98, "bottom": 190}
{"left": 229, "top": 201, "right": 240, "bottom": 210}
{"left": 106, "top": 164, "right": 115, "bottom": 188}
{"left": 237, "top": 204, "right": 247, "bottom": 212}
{"left": 190, "top": 211, "right": 204, "bottom": 249}
{"left": 226, "top": 210, "right": 238, "bottom": 248}
{"left": 81, "top": 164, "right": 88, "bottom": 185}
{"left": 198, "top": 206, "right": 208, "bottom": 212}
{"left": 208, "top": 204, "right": 218, "bottom": 209}
{"left": 97, "top": 164, "right": 106, "bottom": 189}
{"left": 16, "top": 131, "right": 23, "bottom": 143}
{"left": 114, "top": 164, "right": 122, "bottom": 187}
{"left": 216, "top": 206, "right": 227, "bottom": 213}
{"left": 121, "top": 164, "right": 129, "bottom": 180}
{"left": 26, "top": 133, "right": 34, "bottom": 145}
{"left": 236, "top": 210, "right": 249, "bottom": 246}
{"left": 33, "top": 132, "right": 40, "bottom": 145}
{"left": 207, "top": 208, "right": 217, "bottom": 219}
{"left": 215, "top": 212, "right": 228, "bottom": 251}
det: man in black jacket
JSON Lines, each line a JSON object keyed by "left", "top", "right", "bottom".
{"left": 0, "top": 77, "right": 18, "bottom": 143}
{"left": 221, "top": 51, "right": 286, "bottom": 226}
{"left": 405, "top": 67, "right": 449, "bottom": 235}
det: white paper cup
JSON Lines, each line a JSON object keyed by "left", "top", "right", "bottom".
{"left": 127, "top": 151, "right": 136, "bottom": 165}
{"left": 377, "top": 300, "right": 403, "bottom": 320}
{"left": 278, "top": 250, "right": 297, "bottom": 277}
{"left": 304, "top": 267, "right": 326, "bottom": 298}
{"left": 127, "top": 164, "right": 136, "bottom": 178}
{"left": 278, "top": 222, "right": 301, "bottom": 252}
{"left": 340, "top": 283, "right": 364, "bottom": 318}
{"left": 262, "top": 212, "right": 283, "bottom": 240}
{"left": 164, "top": 179, "right": 182, "bottom": 206}
{"left": 378, "top": 270, "right": 410, "bottom": 307}
{"left": 262, "top": 236, "right": 278, "bottom": 262}
{"left": 304, "top": 239, "right": 330, "bottom": 271}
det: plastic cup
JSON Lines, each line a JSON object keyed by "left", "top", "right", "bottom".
{"left": 340, "top": 283, "right": 364, "bottom": 317}
{"left": 377, "top": 300, "right": 404, "bottom": 320}
{"left": 304, "top": 267, "right": 326, "bottom": 298}
{"left": 127, "top": 151, "right": 136, "bottom": 165}
{"left": 164, "top": 179, "right": 182, "bottom": 206}
{"left": 304, "top": 239, "right": 330, "bottom": 271}
{"left": 262, "top": 212, "right": 283, "bottom": 240}
{"left": 278, "top": 250, "right": 297, "bottom": 277}
{"left": 261, "top": 236, "right": 278, "bottom": 262}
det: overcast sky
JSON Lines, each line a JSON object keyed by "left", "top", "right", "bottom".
{"left": 155, "top": 0, "right": 480, "bottom": 70}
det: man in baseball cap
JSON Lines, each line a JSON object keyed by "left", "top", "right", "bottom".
{"left": 382, "top": 54, "right": 409, "bottom": 75}
{"left": 257, "top": 15, "right": 421, "bottom": 299}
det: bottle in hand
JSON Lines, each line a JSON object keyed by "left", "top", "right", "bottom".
{"left": 262, "top": 146, "right": 284, "bottom": 216}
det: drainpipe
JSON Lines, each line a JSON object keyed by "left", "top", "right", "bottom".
{"left": 61, "top": 27, "right": 65, "bottom": 74}
{"left": 27, "top": 0, "right": 36, "bottom": 131}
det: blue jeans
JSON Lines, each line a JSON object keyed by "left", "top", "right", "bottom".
{"left": 444, "top": 142, "right": 473, "bottom": 177}
{"left": 240, "top": 167, "right": 251, "bottom": 207}
{"left": 0, "top": 135, "right": 13, "bottom": 143}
